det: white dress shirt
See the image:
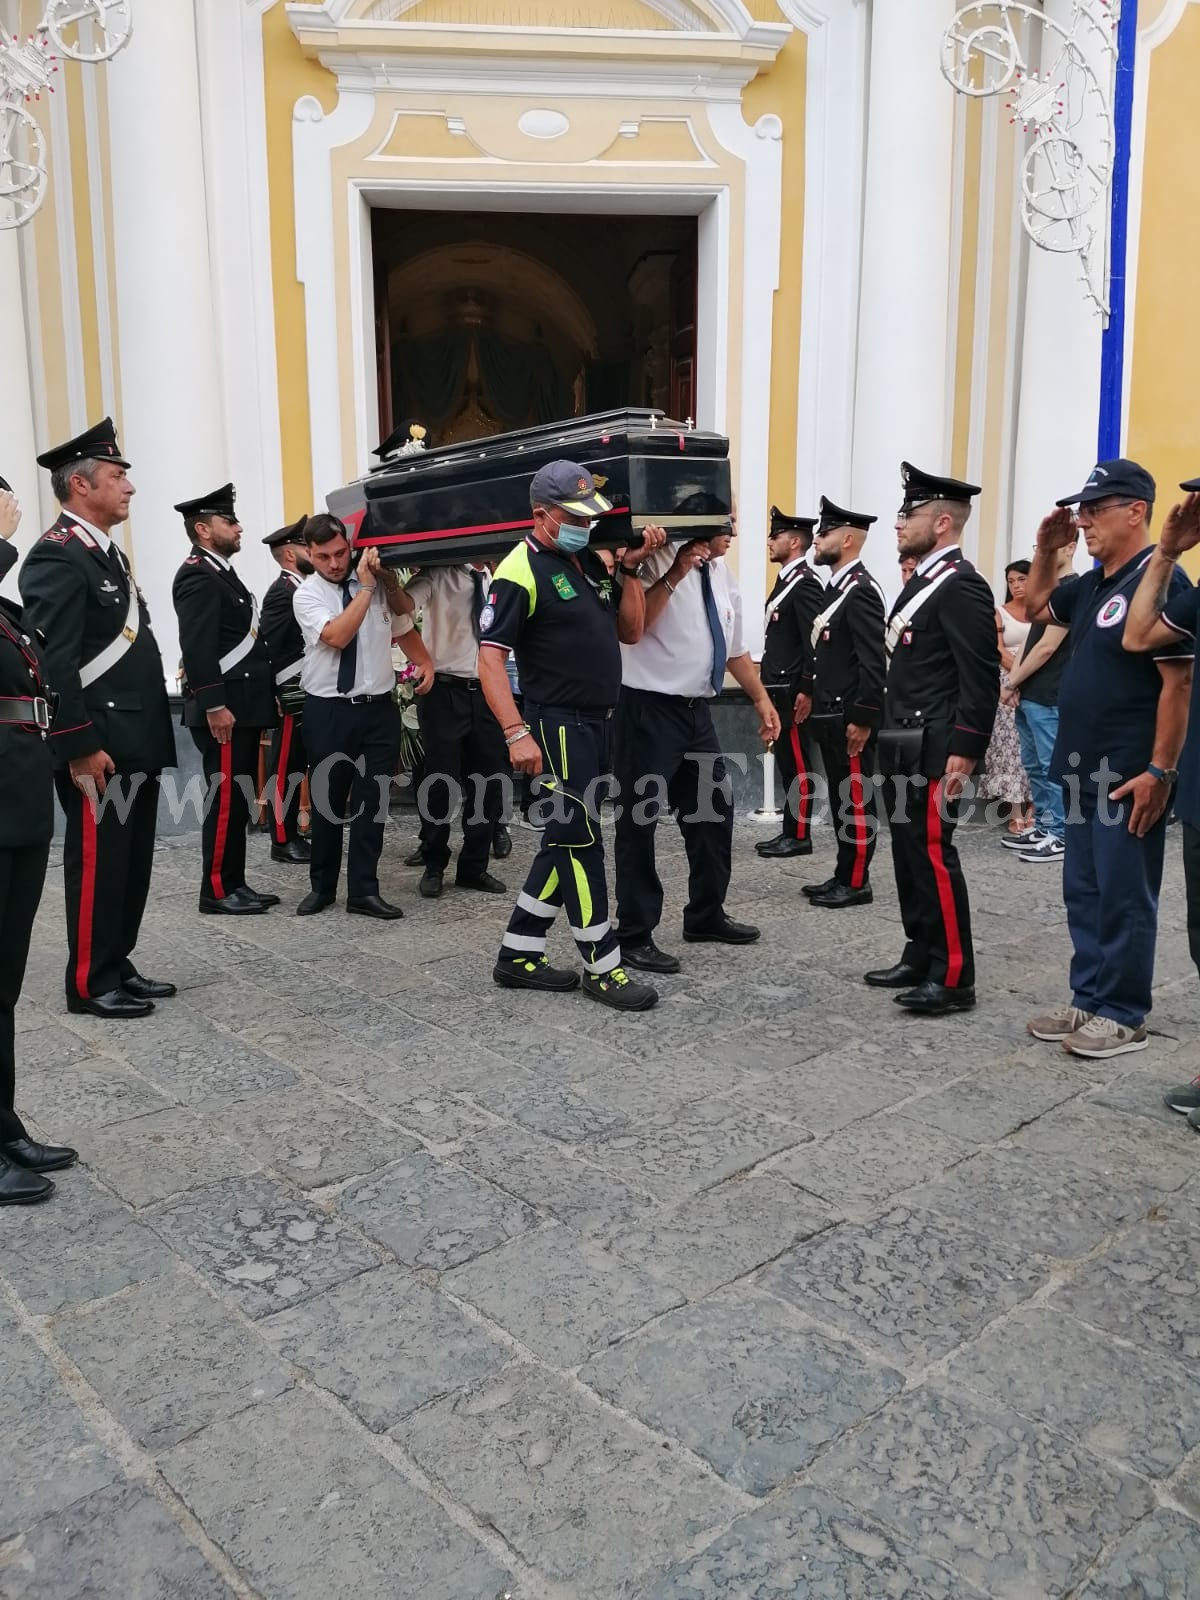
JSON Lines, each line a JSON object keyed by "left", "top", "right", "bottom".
{"left": 293, "top": 570, "right": 396, "bottom": 698}
{"left": 620, "top": 547, "right": 745, "bottom": 698}
{"left": 393, "top": 564, "right": 490, "bottom": 679}
{"left": 68, "top": 513, "right": 113, "bottom": 556}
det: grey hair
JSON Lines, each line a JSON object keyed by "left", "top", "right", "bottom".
{"left": 51, "top": 457, "right": 105, "bottom": 504}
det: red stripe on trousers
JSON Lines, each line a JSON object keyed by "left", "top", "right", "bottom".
{"left": 847, "top": 754, "right": 868, "bottom": 889}
{"left": 210, "top": 740, "right": 234, "bottom": 899}
{"left": 75, "top": 795, "right": 98, "bottom": 999}
{"left": 926, "top": 779, "right": 964, "bottom": 987}
{"left": 789, "top": 726, "right": 811, "bottom": 842}
{"left": 272, "top": 715, "right": 293, "bottom": 845}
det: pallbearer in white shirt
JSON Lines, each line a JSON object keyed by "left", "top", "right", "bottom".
{"left": 613, "top": 517, "right": 781, "bottom": 974}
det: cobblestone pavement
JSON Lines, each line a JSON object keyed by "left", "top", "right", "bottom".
{"left": 3, "top": 811, "right": 1199, "bottom": 1599}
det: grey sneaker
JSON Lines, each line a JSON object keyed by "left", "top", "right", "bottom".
{"left": 1063, "top": 1015, "right": 1148, "bottom": 1060}
{"left": 1187, "top": 1107, "right": 1200, "bottom": 1132}
{"left": 1028, "top": 1004, "right": 1094, "bottom": 1042}
{"left": 1163, "top": 1074, "right": 1200, "bottom": 1114}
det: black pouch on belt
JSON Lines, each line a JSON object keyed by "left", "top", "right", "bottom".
{"left": 807, "top": 711, "right": 845, "bottom": 742}
{"left": 876, "top": 726, "right": 925, "bottom": 777}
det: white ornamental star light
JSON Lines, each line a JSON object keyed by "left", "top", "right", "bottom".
{"left": 942, "top": 1, "right": 1120, "bottom": 316}
{"left": 0, "top": 1, "right": 131, "bottom": 230}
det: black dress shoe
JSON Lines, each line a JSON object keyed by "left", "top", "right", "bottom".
{"left": 296, "top": 890, "right": 335, "bottom": 916}
{"left": 67, "top": 988, "right": 154, "bottom": 1019}
{"left": 240, "top": 885, "right": 281, "bottom": 908}
{"left": 863, "top": 961, "right": 927, "bottom": 989}
{"left": 801, "top": 877, "right": 839, "bottom": 899}
{"left": 2, "top": 1136, "right": 78, "bottom": 1172}
{"left": 122, "top": 973, "right": 177, "bottom": 1000}
{"left": 271, "top": 840, "right": 311, "bottom": 864}
{"left": 454, "top": 871, "right": 507, "bottom": 894}
{"left": 0, "top": 1156, "right": 53, "bottom": 1205}
{"left": 621, "top": 939, "right": 682, "bottom": 974}
{"left": 756, "top": 836, "right": 813, "bottom": 859}
{"left": 346, "top": 893, "right": 404, "bottom": 920}
{"left": 895, "top": 980, "right": 976, "bottom": 1015}
{"left": 198, "top": 886, "right": 267, "bottom": 915}
{"left": 810, "top": 883, "right": 874, "bottom": 909}
{"left": 683, "top": 916, "right": 761, "bottom": 945}
{"left": 404, "top": 848, "right": 425, "bottom": 868}
{"left": 492, "top": 824, "right": 513, "bottom": 861}
{"left": 419, "top": 868, "right": 444, "bottom": 899}
{"left": 755, "top": 833, "right": 785, "bottom": 855}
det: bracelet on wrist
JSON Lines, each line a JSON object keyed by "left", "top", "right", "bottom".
{"left": 505, "top": 724, "right": 532, "bottom": 747}
{"left": 660, "top": 574, "right": 675, "bottom": 595}
{"left": 360, "top": 584, "right": 377, "bottom": 593}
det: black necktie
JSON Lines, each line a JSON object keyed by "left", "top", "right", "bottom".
{"left": 108, "top": 544, "right": 126, "bottom": 584}
{"left": 337, "top": 580, "right": 357, "bottom": 694}
{"left": 471, "top": 569, "right": 487, "bottom": 642}
{"left": 700, "top": 563, "right": 728, "bottom": 694}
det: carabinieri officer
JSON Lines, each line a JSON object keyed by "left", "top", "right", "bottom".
{"left": 864, "top": 463, "right": 999, "bottom": 1014}
{"left": 757, "top": 506, "right": 823, "bottom": 859}
{"left": 260, "top": 515, "right": 312, "bottom": 864}
{"left": 21, "top": 419, "right": 176, "bottom": 1019}
{"left": 478, "top": 460, "right": 665, "bottom": 1011}
{"left": 172, "top": 484, "right": 278, "bottom": 915}
{"left": 800, "top": 496, "right": 886, "bottom": 908}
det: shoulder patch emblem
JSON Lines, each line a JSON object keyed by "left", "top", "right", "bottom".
{"left": 42, "top": 528, "right": 70, "bottom": 544}
{"left": 479, "top": 603, "right": 495, "bottom": 632}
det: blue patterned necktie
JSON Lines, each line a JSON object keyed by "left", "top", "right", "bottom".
{"left": 337, "top": 580, "right": 357, "bottom": 694}
{"left": 700, "top": 562, "right": 727, "bottom": 693}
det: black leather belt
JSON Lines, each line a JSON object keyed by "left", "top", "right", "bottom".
{"left": 0, "top": 695, "right": 50, "bottom": 729}
{"left": 434, "top": 672, "right": 481, "bottom": 691}
{"left": 346, "top": 692, "right": 393, "bottom": 705}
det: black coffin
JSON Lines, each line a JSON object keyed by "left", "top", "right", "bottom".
{"left": 326, "top": 408, "right": 731, "bottom": 568}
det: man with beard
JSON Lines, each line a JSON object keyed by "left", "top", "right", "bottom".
{"left": 799, "top": 497, "right": 886, "bottom": 907}
{"left": 863, "top": 463, "right": 999, "bottom": 1014}
{"left": 261, "top": 515, "right": 312, "bottom": 864}
{"left": 173, "top": 484, "right": 279, "bottom": 914}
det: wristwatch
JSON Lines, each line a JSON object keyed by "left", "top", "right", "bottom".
{"left": 619, "top": 558, "right": 645, "bottom": 578}
{"left": 1147, "top": 763, "right": 1179, "bottom": 783}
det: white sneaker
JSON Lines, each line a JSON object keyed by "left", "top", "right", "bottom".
{"left": 1063, "top": 1015, "right": 1149, "bottom": 1060}
{"left": 1028, "top": 1004, "right": 1094, "bottom": 1042}
{"left": 1002, "top": 826, "right": 1043, "bottom": 851}
{"left": 1019, "top": 834, "right": 1065, "bottom": 864}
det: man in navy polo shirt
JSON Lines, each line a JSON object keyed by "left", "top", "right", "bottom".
{"left": 1024, "top": 460, "right": 1193, "bottom": 1060}
{"left": 478, "top": 460, "right": 666, "bottom": 1011}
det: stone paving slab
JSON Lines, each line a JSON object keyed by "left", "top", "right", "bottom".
{"left": 1076, "top": 1506, "right": 1200, "bottom": 1598}
{"left": 78, "top": 1107, "right": 261, "bottom": 1210}
{"left": 809, "top": 1380, "right": 1156, "bottom": 1598}
{"left": 583, "top": 1289, "right": 903, "bottom": 1496}
{"left": 224, "top": 1086, "right": 418, "bottom": 1189}
{"left": 161, "top": 1389, "right": 514, "bottom": 1600}
{"left": 21, "top": 1055, "right": 174, "bottom": 1137}
{"left": 766, "top": 1113, "right": 975, "bottom": 1213}
{"left": 588, "top": 1096, "right": 806, "bottom": 1201}
{"left": 1051, "top": 1213, "right": 1200, "bottom": 1362}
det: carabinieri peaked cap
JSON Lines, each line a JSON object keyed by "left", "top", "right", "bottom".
{"left": 262, "top": 514, "right": 309, "bottom": 548}
{"left": 0, "top": 474, "right": 11, "bottom": 494}
{"left": 529, "top": 460, "right": 613, "bottom": 517}
{"left": 769, "top": 505, "right": 817, "bottom": 537}
{"left": 173, "top": 483, "right": 238, "bottom": 523}
{"left": 817, "top": 496, "right": 877, "bottom": 535}
{"left": 900, "top": 462, "right": 982, "bottom": 510}
{"left": 373, "top": 420, "right": 428, "bottom": 461}
{"left": 1181, "top": 475, "right": 1200, "bottom": 492}
{"left": 1055, "top": 459, "right": 1156, "bottom": 508}
{"left": 36, "top": 417, "right": 131, "bottom": 474}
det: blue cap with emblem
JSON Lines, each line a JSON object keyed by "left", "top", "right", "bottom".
{"left": 529, "top": 460, "right": 613, "bottom": 517}
{"left": 1056, "top": 459, "right": 1156, "bottom": 507}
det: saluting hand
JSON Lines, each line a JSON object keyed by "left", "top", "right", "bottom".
{"left": 1158, "top": 492, "right": 1200, "bottom": 562}
{"left": 1035, "top": 506, "right": 1077, "bottom": 553}
{"left": 0, "top": 489, "right": 21, "bottom": 541}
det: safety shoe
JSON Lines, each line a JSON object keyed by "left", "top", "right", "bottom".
{"left": 492, "top": 955, "right": 579, "bottom": 993}
{"left": 1018, "top": 835, "right": 1065, "bottom": 864}
{"left": 1163, "top": 1074, "right": 1200, "bottom": 1115}
{"left": 1028, "top": 1004, "right": 1094, "bottom": 1042}
{"left": 582, "top": 967, "right": 658, "bottom": 1011}
{"left": 1062, "top": 1015, "right": 1148, "bottom": 1060}
{"left": 1001, "top": 826, "right": 1043, "bottom": 852}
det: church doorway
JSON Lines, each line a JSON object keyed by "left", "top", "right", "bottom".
{"left": 369, "top": 208, "right": 699, "bottom": 450}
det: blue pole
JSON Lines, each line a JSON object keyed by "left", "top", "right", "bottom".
{"left": 1098, "top": 0, "right": 1139, "bottom": 459}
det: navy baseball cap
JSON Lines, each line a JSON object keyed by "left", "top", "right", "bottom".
{"left": 1180, "top": 475, "right": 1200, "bottom": 492}
{"left": 529, "top": 460, "right": 613, "bottom": 517}
{"left": 1056, "top": 459, "right": 1156, "bottom": 507}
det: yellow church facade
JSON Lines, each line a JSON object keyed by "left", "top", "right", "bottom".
{"left": 2, "top": 0, "right": 1199, "bottom": 670}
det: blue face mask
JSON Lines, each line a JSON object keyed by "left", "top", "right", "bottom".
{"left": 554, "top": 521, "right": 592, "bottom": 554}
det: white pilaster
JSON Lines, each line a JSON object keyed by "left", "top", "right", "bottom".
{"left": 0, "top": 229, "right": 39, "bottom": 600}
{"left": 106, "top": 0, "right": 226, "bottom": 677}
{"left": 851, "top": 0, "right": 957, "bottom": 569}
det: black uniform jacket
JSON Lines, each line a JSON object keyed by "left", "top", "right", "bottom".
{"left": 884, "top": 547, "right": 999, "bottom": 772}
{"left": 259, "top": 570, "right": 305, "bottom": 681}
{"left": 173, "top": 546, "right": 276, "bottom": 730}
{"left": 19, "top": 513, "right": 175, "bottom": 773}
{"left": 811, "top": 560, "right": 887, "bottom": 728}
{"left": 0, "top": 541, "right": 54, "bottom": 848}
{"left": 761, "top": 563, "right": 824, "bottom": 696}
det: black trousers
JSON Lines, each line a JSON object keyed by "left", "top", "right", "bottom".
{"left": 0, "top": 841, "right": 50, "bottom": 1143}
{"left": 768, "top": 688, "right": 813, "bottom": 843}
{"left": 55, "top": 767, "right": 159, "bottom": 1002}
{"left": 883, "top": 773, "right": 975, "bottom": 988}
{"left": 415, "top": 676, "right": 507, "bottom": 877}
{"left": 613, "top": 687, "right": 733, "bottom": 944}
{"left": 266, "top": 712, "right": 308, "bottom": 847}
{"left": 303, "top": 694, "right": 402, "bottom": 899}
{"left": 189, "top": 724, "right": 264, "bottom": 899}
{"left": 813, "top": 724, "right": 879, "bottom": 888}
{"left": 1181, "top": 821, "right": 1200, "bottom": 980}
